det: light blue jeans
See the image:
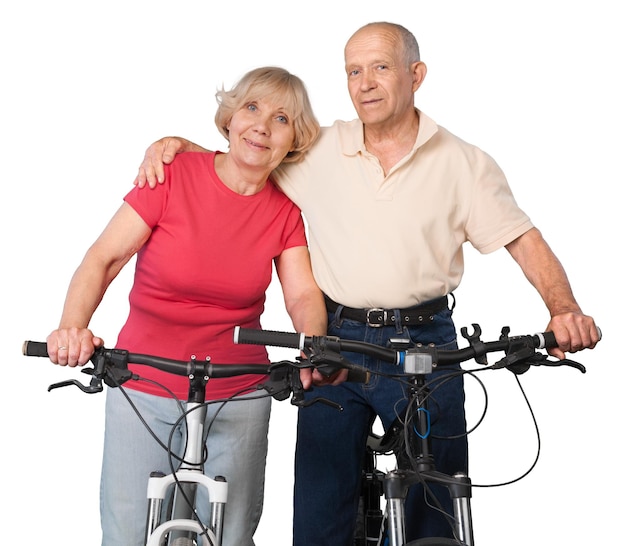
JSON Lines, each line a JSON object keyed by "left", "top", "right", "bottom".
{"left": 100, "top": 387, "right": 271, "bottom": 546}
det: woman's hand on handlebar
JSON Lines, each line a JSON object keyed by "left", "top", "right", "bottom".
{"left": 46, "top": 327, "right": 104, "bottom": 367}
{"left": 300, "top": 367, "right": 349, "bottom": 390}
{"left": 546, "top": 311, "right": 601, "bottom": 360}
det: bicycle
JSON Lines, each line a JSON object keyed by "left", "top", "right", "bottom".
{"left": 22, "top": 340, "right": 362, "bottom": 546}
{"left": 233, "top": 323, "right": 588, "bottom": 546}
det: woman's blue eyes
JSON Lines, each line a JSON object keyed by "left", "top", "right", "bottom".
{"left": 245, "top": 104, "right": 289, "bottom": 123}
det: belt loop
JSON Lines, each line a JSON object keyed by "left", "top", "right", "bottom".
{"left": 332, "top": 303, "right": 345, "bottom": 327}
{"left": 393, "top": 308, "right": 403, "bottom": 334}
{"left": 449, "top": 292, "right": 456, "bottom": 313}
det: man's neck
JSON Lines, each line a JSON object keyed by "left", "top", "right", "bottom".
{"left": 363, "top": 110, "right": 420, "bottom": 176}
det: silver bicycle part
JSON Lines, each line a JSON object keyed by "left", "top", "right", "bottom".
{"left": 145, "top": 402, "right": 227, "bottom": 546}
{"left": 380, "top": 466, "right": 475, "bottom": 546}
{"left": 386, "top": 496, "right": 406, "bottom": 546}
{"left": 451, "top": 473, "right": 474, "bottom": 546}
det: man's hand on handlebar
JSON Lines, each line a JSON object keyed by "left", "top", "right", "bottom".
{"left": 546, "top": 310, "right": 600, "bottom": 360}
{"left": 300, "top": 367, "right": 349, "bottom": 390}
{"left": 134, "top": 137, "right": 208, "bottom": 189}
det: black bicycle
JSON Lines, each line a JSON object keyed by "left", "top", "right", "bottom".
{"left": 233, "top": 323, "right": 587, "bottom": 546}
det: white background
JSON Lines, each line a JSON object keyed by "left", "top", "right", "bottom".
{"left": 1, "top": 1, "right": 623, "bottom": 544}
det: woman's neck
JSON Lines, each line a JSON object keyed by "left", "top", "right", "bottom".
{"left": 214, "top": 153, "right": 269, "bottom": 195}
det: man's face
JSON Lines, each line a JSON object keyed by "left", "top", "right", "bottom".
{"left": 344, "top": 27, "right": 420, "bottom": 129}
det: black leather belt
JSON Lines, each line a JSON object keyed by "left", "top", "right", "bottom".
{"left": 324, "top": 295, "right": 448, "bottom": 327}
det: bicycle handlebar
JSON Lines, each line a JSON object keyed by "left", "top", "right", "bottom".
{"left": 21, "top": 339, "right": 366, "bottom": 408}
{"left": 234, "top": 324, "right": 586, "bottom": 375}
{"left": 22, "top": 341, "right": 271, "bottom": 378}
{"left": 235, "top": 326, "right": 554, "bottom": 362}
{"left": 24, "top": 321, "right": 585, "bottom": 401}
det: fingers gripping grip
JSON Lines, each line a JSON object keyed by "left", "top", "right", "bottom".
{"left": 234, "top": 327, "right": 306, "bottom": 351}
{"left": 535, "top": 331, "right": 557, "bottom": 350}
{"left": 535, "top": 327, "right": 601, "bottom": 350}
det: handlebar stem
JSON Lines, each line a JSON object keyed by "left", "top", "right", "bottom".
{"left": 187, "top": 359, "right": 209, "bottom": 404}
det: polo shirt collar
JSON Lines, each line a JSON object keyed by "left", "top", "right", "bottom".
{"left": 339, "top": 109, "right": 439, "bottom": 156}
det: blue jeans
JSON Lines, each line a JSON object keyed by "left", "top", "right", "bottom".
{"left": 293, "top": 306, "right": 468, "bottom": 545}
{"left": 100, "top": 387, "right": 271, "bottom": 546}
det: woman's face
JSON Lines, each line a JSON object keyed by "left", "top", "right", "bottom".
{"left": 227, "top": 97, "right": 296, "bottom": 173}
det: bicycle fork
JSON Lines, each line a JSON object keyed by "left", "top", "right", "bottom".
{"left": 384, "top": 469, "right": 474, "bottom": 546}
{"left": 145, "top": 400, "right": 228, "bottom": 546}
{"left": 385, "top": 361, "right": 474, "bottom": 546}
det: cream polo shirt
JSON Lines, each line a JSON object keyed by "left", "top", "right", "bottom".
{"left": 274, "top": 110, "right": 533, "bottom": 309}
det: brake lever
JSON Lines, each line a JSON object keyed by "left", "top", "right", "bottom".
{"left": 285, "top": 356, "right": 344, "bottom": 411}
{"left": 494, "top": 352, "right": 587, "bottom": 375}
{"left": 531, "top": 355, "right": 587, "bottom": 374}
{"left": 295, "top": 395, "right": 343, "bottom": 411}
{"left": 47, "top": 351, "right": 137, "bottom": 393}
{"left": 48, "top": 368, "right": 104, "bottom": 393}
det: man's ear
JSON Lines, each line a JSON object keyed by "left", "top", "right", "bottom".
{"left": 412, "top": 61, "right": 428, "bottom": 93}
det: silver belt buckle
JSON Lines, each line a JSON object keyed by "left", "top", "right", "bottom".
{"left": 366, "top": 308, "right": 387, "bottom": 327}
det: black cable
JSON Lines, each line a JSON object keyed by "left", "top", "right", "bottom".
{"left": 470, "top": 373, "right": 542, "bottom": 489}
{"left": 163, "top": 387, "right": 273, "bottom": 543}
{"left": 110, "top": 370, "right": 273, "bottom": 545}
{"left": 353, "top": 353, "right": 547, "bottom": 544}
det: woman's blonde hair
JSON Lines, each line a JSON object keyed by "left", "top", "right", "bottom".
{"left": 215, "top": 67, "right": 320, "bottom": 163}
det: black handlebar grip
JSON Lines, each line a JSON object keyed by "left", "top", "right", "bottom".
{"left": 534, "top": 331, "right": 557, "bottom": 350}
{"left": 23, "top": 340, "right": 49, "bottom": 357}
{"left": 234, "top": 327, "right": 306, "bottom": 350}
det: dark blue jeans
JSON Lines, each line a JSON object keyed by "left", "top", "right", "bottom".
{"left": 293, "top": 306, "right": 468, "bottom": 546}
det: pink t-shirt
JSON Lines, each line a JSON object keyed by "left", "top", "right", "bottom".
{"left": 117, "top": 152, "right": 306, "bottom": 400}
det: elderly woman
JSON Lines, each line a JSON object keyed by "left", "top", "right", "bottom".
{"left": 45, "top": 67, "right": 326, "bottom": 546}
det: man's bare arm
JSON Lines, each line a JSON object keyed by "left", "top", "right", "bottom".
{"left": 505, "top": 227, "right": 600, "bottom": 359}
{"left": 134, "top": 137, "right": 210, "bottom": 188}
